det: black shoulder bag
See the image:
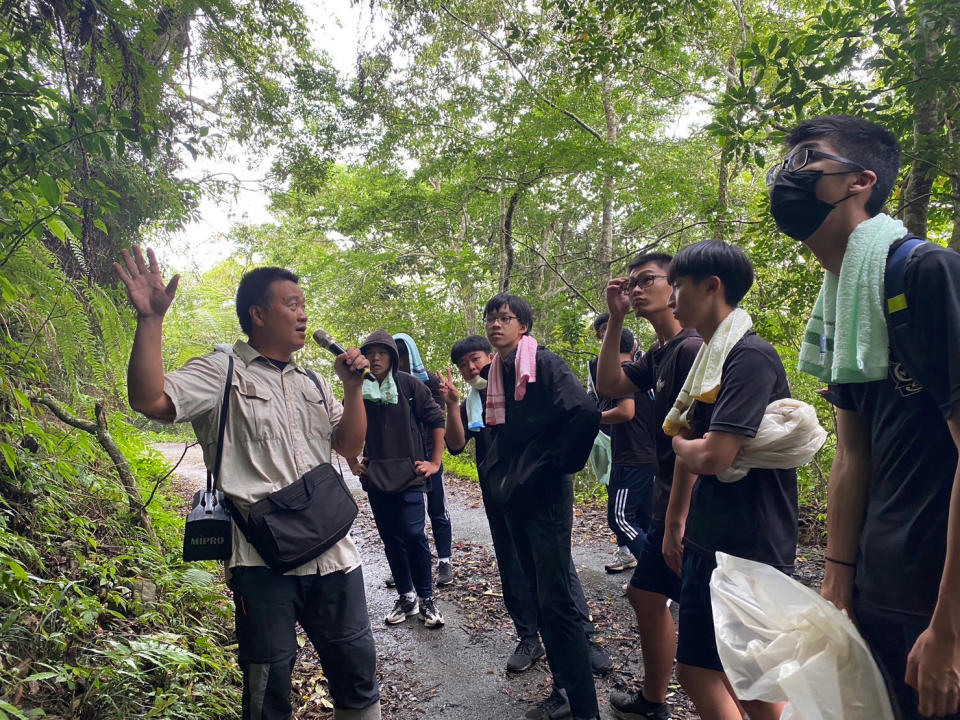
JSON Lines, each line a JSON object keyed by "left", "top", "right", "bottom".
{"left": 182, "top": 355, "right": 235, "bottom": 562}
{"left": 226, "top": 370, "right": 359, "bottom": 573}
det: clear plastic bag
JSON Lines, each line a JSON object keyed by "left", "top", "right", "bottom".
{"left": 710, "top": 552, "right": 894, "bottom": 720}
{"left": 588, "top": 430, "right": 611, "bottom": 486}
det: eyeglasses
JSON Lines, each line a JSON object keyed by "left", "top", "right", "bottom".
{"left": 483, "top": 314, "right": 518, "bottom": 325}
{"left": 627, "top": 274, "right": 667, "bottom": 290}
{"left": 766, "top": 147, "right": 865, "bottom": 186}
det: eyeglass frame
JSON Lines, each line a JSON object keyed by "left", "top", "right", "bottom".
{"left": 483, "top": 314, "right": 520, "bottom": 325}
{"left": 765, "top": 147, "right": 866, "bottom": 186}
{"left": 627, "top": 273, "right": 668, "bottom": 290}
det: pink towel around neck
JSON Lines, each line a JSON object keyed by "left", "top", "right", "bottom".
{"left": 486, "top": 335, "right": 538, "bottom": 426}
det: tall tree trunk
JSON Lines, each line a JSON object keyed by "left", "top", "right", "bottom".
{"left": 902, "top": 4, "right": 941, "bottom": 236}
{"left": 600, "top": 72, "right": 617, "bottom": 278}
{"left": 457, "top": 208, "right": 479, "bottom": 333}
{"left": 501, "top": 189, "right": 520, "bottom": 292}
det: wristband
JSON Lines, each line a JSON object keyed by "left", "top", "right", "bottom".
{"left": 825, "top": 556, "right": 856, "bottom": 568}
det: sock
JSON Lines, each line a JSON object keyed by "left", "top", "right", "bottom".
{"left": 402, "top": 590, "right": 416, "bottom": 602}
{"left": 438, "top": 557, "right": 450, "bottom": 564}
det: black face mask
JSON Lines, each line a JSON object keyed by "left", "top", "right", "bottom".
{"left": 769, "top": 169, "right": 857, "bottom": 242}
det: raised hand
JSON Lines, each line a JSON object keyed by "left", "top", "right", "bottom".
{"left": 438, "top": 368, "right": 460, "bottom": 405}
{"left": 113, "top": 245, "right": 180, "bottom": 320}
{"left": 605, "top": 277, "right": 631, "bottom": 318}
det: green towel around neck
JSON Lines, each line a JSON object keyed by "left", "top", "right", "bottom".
{"left": 797, "top": 213, "right": 908, "bottom": 383}
{"left": 362, "top": 372, "right": 399, "bottom": 404}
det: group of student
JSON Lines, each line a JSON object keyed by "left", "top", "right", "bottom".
{"left": 118, "top": 112, "right": 960, "bottom": 720}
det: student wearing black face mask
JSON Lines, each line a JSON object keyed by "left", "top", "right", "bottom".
{"left": 769, "top": 115, "right": 960, "bottom": 720}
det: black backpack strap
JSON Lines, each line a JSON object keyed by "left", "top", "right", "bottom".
{"left": 208, "top": 355, "right": 234, "bottom": 494}
{"left": 884, "top": 233, "right": 926, "bottom": 332}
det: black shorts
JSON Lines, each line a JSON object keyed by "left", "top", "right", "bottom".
{"left": 628, "top": 523, "right": 681, "bottom": 601}
{"left": 676, "top": 548, "right": 723, "bottom": 671}
{"left": 855, "top": 600, "right": 960, "bottom": 720}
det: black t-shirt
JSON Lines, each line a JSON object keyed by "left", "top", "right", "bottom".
{"left": 824, "top": 242, "right": 960, "bottom": 619}
{"left": 622, "top": 329, "right": 702, "bottom": 525}
{"left": 610, "top": 361, "right": 656, "bottom": 466}
{"left": 683, "top": 332, "right": 798, "bottom": 572}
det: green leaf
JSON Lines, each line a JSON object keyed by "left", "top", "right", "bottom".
{"left": 0, "top": 699, "right": 29, "bottom": 720}
{"left": 38, "top": 173, "right": 60, "bottom": 206}
{"left": 22, "top": 671, "right": 60, "bottom": 682}
{"left": 0, "top": 442, "right": 17, "bottom": 473}
{"left": 5, "top": 557, "right": 28, "bottom": 581}
{"left": 94, "top": 218, "right": 108, "bottom": 234}
{"left": 44, "top": 216, "right": 71, "bottom": 242}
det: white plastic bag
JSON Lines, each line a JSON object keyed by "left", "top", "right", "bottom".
{"left": 718, "top": 398, "right": 827, "bottom": 483}
{"left": 710, "top": 552, "right": 894, "bottom": 720}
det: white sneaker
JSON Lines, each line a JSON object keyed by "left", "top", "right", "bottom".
{"left": 385, "top": 596, "right": 419, "bottom": 625}
{"left": 605, "top": 546, "right": 638, "bottom": 573}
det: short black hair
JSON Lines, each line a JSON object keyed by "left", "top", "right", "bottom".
{"left": 483, "top": 293, "right": 534, "bottom": 334}
{"left": 396, "top": 339, "right": 410, "bottom": 356}
{"left": 235, "top": 267, "right": 299, "bottom": 336}
{"left": 593, "top": 312, "right": 610, "bottom": 332}
{"left": 785, "top": 115, "right": 901, "bottom": 216}
{"left": 628, "top": 252, "right": 673, "bottom": 273}
{"left": 450, "top": 335, "right": 492, "bottom": 365}
{"left": 668, "top": 239, "right": 754, "bottom": 306}
{"left": 618, "top": 328, "right": 635, "bottom": 354}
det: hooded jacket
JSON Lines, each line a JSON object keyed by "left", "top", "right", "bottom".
{"left": 360, "top": 330, "right": 445, "bottom": 492}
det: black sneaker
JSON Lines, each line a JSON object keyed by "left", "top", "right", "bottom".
{"left": 418, "top": 596, "right": 445, "bottom": 628}
{"left": 385, "top": 574, "right": 396, "bottom": 588}
{"left": 436, "top": 560, "right": 455, "bottom": 586}
{"left": 588, "top": 639, "right": 613, "bottom": 675}
{"left": 506, "top": 637, "right": 545, "bottom": 673}
{"left": 384, "top": 596, "right": 418, "bottom": 625}
{"left": 609, "top": 690, "right": 671, "bottom": 720}
{"left": 523, "top": 687, "right": 571, "bottom": 719}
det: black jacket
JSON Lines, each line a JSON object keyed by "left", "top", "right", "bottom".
{"left": 479, "top": 346, "right": 600, "bottom": 505}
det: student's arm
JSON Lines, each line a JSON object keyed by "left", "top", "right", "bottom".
{"left": 597, "top": 278, "right": 643, "bottom": 397}
{"left": 114, "top": 246, "right": 180, "bottom": 421}
{"left": 671, "top": 431, "right": 744, "bottom": 476}
{"left": 438, "top": 369, "right": 467, "bottom": 452}
{"left": 601, "top": 397, "right": 634, "bottom": 425}
{"left": 662, "top": 456, "right": 697, "bottom": 575}
{"left": 820, "top": 407, "right": 870, "bottom": 619}
{"left": 330, "top": 348, "right": 370, "bottom": 459}
{"left": 906, "top": 408, "right": 960, "bottom": 718}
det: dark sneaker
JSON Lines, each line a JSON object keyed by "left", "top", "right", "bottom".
{"left": 588, "top": 639, "right": 613, "bottom": 675}
{"left": 605, "top": 547, "right": 638, "bottom": 573}
{"left": 385, "top": 574, "right": 396, "bottom": 588}
{"left": 506, "top": 637, "right": 545, "bottom": 673}
{"left": 384, "top": 596, "right": 418, "bottom": 625}
{"left": 609, "top": 690, "right": 671, "bottom": 720}
{"left": 523, "top": 687, "right": 571, "bottom": 719}
{"left": 418, "top": 596, "right": 445, "bottom": 628}
{"left": 436, "top": 560, "right": 455, "bottom": 586}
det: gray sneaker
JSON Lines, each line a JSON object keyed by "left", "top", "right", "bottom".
{"left": 436, "top": 560, "right": 455, "bottom": 586}
{"left": 609, "top": 690, "right": 671, "bottom": 720}
{"left": 523, "top": 688, "right": 571, "bottom": 719}
{"left": 605, "top": 547, "right": 638, "bottom": 573}
{"left": 385, "top": 596, "right": 418, "bottom": 625}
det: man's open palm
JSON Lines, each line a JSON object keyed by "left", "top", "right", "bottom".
{"left": 114, "top": 245, "right": 180, "bottom": 319}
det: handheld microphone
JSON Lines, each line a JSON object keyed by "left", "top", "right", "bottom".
{"left": 312, "top": 329, "right": 375, "bottom": 381}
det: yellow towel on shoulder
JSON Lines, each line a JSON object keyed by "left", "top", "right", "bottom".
{"left": 663, "top": 308, "right": 753, "bottom": 436}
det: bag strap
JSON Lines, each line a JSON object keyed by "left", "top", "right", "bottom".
{"left": 207, "top": 355, "right": 234, "bottom": 494}
{"left": 884, "top": 233, "right": 925, "bottom": 331}
{"left": 304, "top": 369, "right": 330, "bottom": 413}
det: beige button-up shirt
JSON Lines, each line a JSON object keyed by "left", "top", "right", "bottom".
{"left": 162, "top": 340, "right": 361, "bottom": 575}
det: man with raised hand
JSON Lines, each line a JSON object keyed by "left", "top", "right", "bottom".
{"left": 115, "top": 246, "right": 380, "bottom": 720}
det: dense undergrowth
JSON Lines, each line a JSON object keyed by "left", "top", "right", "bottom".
{"left": 0, "top": 405, "right": 239, "bottom": 719}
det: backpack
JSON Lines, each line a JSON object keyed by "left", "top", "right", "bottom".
{"left": 883, "top": 233, "right": 944, "bottom": 396}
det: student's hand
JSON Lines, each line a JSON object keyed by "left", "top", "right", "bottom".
{"left": 415, "top": 460, "right": 440, "bottom": 477}
{"left": 113, "top": 245, "right": 180, "bottom": 320}
{"left": 605, "top": 277, "right": 631, "bottom": 319}
{"left": 348, "top": 456, "right": 367, "bottom": 476}
{"left": 906, "top": 620, "right": 960, "bottom": 718}
{"left": 820, "top": 564, "right": 857, "bottom": 624}
{"left": 662, "top": 523, "right": 684, "bottom": 577}
{"left": 438, "top": 368, "right": 460, "bottom": 405}
{"left": 335, "top": 346, "right": 370, "bottom": 389}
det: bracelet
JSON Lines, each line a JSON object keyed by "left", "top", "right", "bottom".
{"left": 825, "top": 556, "right": 857, "bottom": 568}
